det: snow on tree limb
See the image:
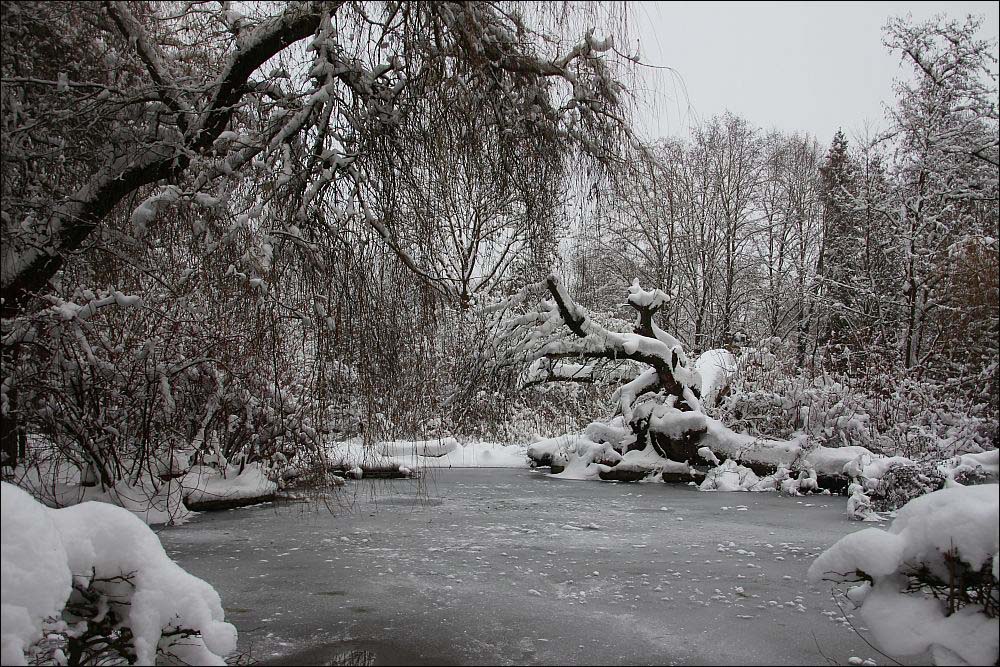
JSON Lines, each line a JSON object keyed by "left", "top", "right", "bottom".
{"left": 0, "top": 2, "right": 331, "bottom": 318}
{"left": 2, "top": 2, "right": 637, "bottom": 319}
{"left": 520, "top": 358, "right": 597, "bottom": 388}
{"left": 103, "top": 1, "right": 192, "bottom": 133}
{"left": 502, "top": 275, "right": 701, "bottom": 411}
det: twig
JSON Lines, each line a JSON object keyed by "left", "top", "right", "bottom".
{"left": 811, "top": 630, "right": 837, "bottom": 666}
{"left": 830, "top": 587, "right": 903, "bottom": 666}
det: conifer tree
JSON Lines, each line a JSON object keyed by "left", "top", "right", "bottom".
{"left": 816, "top": 129, "right": 860, "bottom": 364}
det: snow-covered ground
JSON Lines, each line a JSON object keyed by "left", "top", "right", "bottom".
{"left": 160, "top": 468, "right": 927, "bottom": 666}
{"left": 326, "top": 438, "right": 530, "bottom": 474}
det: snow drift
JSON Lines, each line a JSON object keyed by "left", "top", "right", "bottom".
{"left": 809, "top": 483, "right": 999, "bottom": 666}
{"left": 1, "top": 482, "right": 236, "bottom": 665}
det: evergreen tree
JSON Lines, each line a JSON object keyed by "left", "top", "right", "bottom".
{"left": 816, "top": 130, "right": 861, "bottom": 363}
{"left": 851, "top": 141, "right": 901, "bottom": 363}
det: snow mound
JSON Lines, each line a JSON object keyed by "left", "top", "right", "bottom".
{"left": 550, "top": 437, "right": 621, "bottom": 480}
{"left": 700, "top": 459, "right": 761, "bottom": 492}
{"left": 941, "top": 450, "right": 1000, "bottom": 485}
{"left": 1, "top": 483, "right": 71, "bottom": 666}
{"left": 388, "top": 440, "right": 528, "bottom": 468}
{"left": 809, "top": 483, "right": 999, "bottom": 666}
{"left": 615, "top": 445, "right": 692, "bottom": 476}
{"left": 379, "top": 437, "right": 460, "bottom": 458}
{"left": 699, "top": 417, "right": 804, "bottom": 469}
{"left": 583, "top": 418, "right": 632, "bottom": 450}
{"left": 644, "top": 402, "right": 708, "bottom": 440}
{"left": 804, "top": 445, "right": 876, "bottom": 477}
{"left": 1, "top": 482, "right": 236, "bottom": 665}
{"left": 695, "top": 349, "right": 736, "bottom": 408}
{"left": 527, "top": 434, "right": 584, "bottom": 465}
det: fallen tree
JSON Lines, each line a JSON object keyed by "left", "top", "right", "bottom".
{"left": 505, "top": 276, "right": 704, "bottom": 459}
{"left": 498, "top": 276, "right": 871, "bottom": 491}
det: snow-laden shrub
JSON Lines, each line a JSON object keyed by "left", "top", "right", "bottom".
{"left": 2, "top": 286, "right": 336, "bottom": 496}
{"left": 717, "top": 341, "right": 881, "bottom": 450}
{"left": 809, "top": 483, "right": 999, "bottom": 666}
{"left": 0, "top": 482, "right": 236, "bottom": 665}
{"left": 883, "top": 376, "right": 998, "bottom": 458}
{"left": 843, "top": 450, "right": 998, "bottom": 516}
{"left": 867, "top": 460, "right": 945, "bottom": 512}
{"left": 717, "top": 339, "right": 997, "bottom": 459}
{"left": 344, "top": 308, "right": 610, "bottom": 445}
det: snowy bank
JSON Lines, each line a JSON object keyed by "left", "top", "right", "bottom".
{"left": 326, "top": 439, "right": 529, "bottom": 475}
{"left": 12, "top": 440, "right": 527, "bottom": 522}
{"left": 1, "top": 482, "right": 236, "bottom": 666}
{"left": 13, "top": 459, "right": 195, "bottom": 525}
{"left": 13, "top": 457, "right": 278, "bottom": 523}
{"left": 181, "top": 463, "right": 278, "bottom": 510}
{"left": 530, "top": 412, "right": 999, "bottom": 515}
{"left": 808, "top": 483, "right": 999, "bottom": 666}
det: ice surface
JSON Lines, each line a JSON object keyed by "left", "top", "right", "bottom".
{"left": 161, "top": 469, "right": 926, "bottom": 666}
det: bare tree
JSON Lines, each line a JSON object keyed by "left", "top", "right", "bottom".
{"left": 881, "top": 15, "right": 999, "bottom": 370}
{"left": 1, "top": 1, "right": 639, "bottom": 475}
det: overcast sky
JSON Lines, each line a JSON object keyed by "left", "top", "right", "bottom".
{"left": 630, "top": 1, "right": 1000, "bottom": 146}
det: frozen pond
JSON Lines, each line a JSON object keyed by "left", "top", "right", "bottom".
{"left": 160, "top": 469, "right": 906, "bottom": 665}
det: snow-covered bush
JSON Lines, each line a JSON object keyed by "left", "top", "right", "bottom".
{"left": 863, "top": 460, "right": 943, "bottom": 513}
{"left": 860, "top": 451, "right": 997, "bottom": 513}
{"left": 809, "top": 483, "right": 999, "bottom": 665}
{"left": 1, "top": 482, "right": 236, "bottom": 665}
{"left": 1, "top": 280, "right": 341, "bottom": 507}
{"left": 883, "top": 376, "right": 998, "bottom": 458}
{"left": 717, "top": 338, "right": 997, "bottom": 459}
{"left": 718, "top": 341, "right": 884, "bottom": 451}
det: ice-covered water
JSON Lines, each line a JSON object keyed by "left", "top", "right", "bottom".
{"left": 160, "top": 469, "right": 907, "bottom": 665}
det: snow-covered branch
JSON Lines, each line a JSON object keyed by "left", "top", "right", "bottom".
{"left": 504, "top": 275, "right": 700, "bottom": 404}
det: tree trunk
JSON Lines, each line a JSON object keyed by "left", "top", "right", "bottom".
{"left": 0, "top": 345, "right": 22, "bottom": 472}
